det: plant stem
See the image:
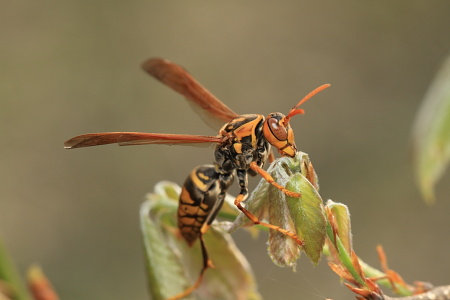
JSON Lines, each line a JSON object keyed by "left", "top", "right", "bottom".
{"left": 325, "top": 222, "right": 366, "bottom": 286}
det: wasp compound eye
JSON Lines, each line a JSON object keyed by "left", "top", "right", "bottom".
{"left": 267, "top": 117, "right": 288, "bottom": 141}
{"left": 263, "top": 113, "right": 297, "bottom": 158}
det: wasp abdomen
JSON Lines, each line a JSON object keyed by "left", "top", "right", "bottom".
{"left": 178, "top": 165, "right": 222, "bottom": 246}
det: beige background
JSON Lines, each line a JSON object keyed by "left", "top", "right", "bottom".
{"left": 2, "top": 1, "right": 450, "bottom": 299}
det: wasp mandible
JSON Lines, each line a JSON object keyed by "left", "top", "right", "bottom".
{"left": 64, "top": 58, "right": 330, "bottom": 300}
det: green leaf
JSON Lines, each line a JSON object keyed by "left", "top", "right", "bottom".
{"left": 230, "top": 152, "right": 326, "bottom": 268}
{"left": 141, "top": 181, "right": 262, "bottom": 300}
{"left": 166, "top": 224, "right": 262, "bottom": 300}
{"left": 285, "top": 173, "right": 327, "bottom": 265}
{"left": 266, "top": 152, "right": 326, "bottom": 267}
{"left": 267, "top": 172, "right": 300, "bottom": 268}
{"left": 325, "top": 200, "right": 352, "bottom": 254}
{"left": 140, "top": 188, "right": 193, "bottom": 300}
{"left": 0, "top": 237, "right": 31, "bottom": 300}
{"left": 412, "top": 54, "right": 450, "bottom": 204}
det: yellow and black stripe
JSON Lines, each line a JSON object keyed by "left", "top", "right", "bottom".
{"left": 178, "top": 165, "right": 222, "bottom": 246}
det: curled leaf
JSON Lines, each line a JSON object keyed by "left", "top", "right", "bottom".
{"left": 141, "top": 181, "right": 261, "bottom": 300}
{"left": 412, "top": 54, "right": 450, "bottom": 204}
{"left": 230, "top": 152, "right": 326, "bottom": 267}
{"left": 325, "top": 200, "right": 352, "bottom": 254}
{"left": 140, "top": 192, "right": 191, "bottom": 300}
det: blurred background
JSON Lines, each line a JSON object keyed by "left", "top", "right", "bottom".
{"left": 2, "top": 1, "right": 450, "bottom": 299}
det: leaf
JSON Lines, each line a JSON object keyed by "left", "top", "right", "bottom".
{"left": 325, "top": 200, "right": 352, "bottom": 254}
{"left": 166, "top": 225, "right": 262, "bottom": 300}
{"left": 267, "top": 174, "right": 300, "bottom": 268}
{"left": 285, "top": 173, "right": 327, "bottom": 265}
{"left": 141, "top": 181, "right": 262, "bottom": 300}
{"left": 412, "top": 54, "right": 450, "bottom": 204}
{"left": 232, "top": 152, "right": 326, "bottom": 267}
{"left": 266, "top": 152, "right": 325, "bottom": 267}
{"left": 140, "top": 194, "right": 193, "bottom": 300}
{"left": 0, "top": 237, "right": 31, "bottom": 300}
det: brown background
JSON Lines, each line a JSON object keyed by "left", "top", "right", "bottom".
{"left": 2, "top": 1, "right": 450, "bottom": 299}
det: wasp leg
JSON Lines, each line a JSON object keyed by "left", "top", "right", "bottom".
{"left": 303, "top": 159, "right": 319, "bottom": 190}
{"left": 249, "top": 161, "right": 301, "bottom": 198}
{"left": 233, "top": 169, "right": 304, "bottom": 246}
{"left": 167, "top": 234, "right": 210, "bottom": 300}
{"left": 268, "top": 149, "right": 275, "bottom": 163}
{"left": 202, "top": 171, "right": 234, "bottom": 230}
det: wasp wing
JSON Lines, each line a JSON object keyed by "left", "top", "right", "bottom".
{"left": 142, "top": 58, "right": 239, "bottom": 130}
{"left": 64, "top": 132, "right": 224, "bottom": 149}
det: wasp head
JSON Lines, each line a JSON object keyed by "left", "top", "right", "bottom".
{"left": 263, "top": 84, "right": 331, "bottom": 158}
{"left": 263, "top": 112, "right": 297, "bottom": 157}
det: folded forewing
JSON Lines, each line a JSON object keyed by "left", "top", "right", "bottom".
{"left": 64, "top": 132, "right": 224, "bottom": 149}
{"left": 142, "top": 58, "right": 239, "bottom": 130}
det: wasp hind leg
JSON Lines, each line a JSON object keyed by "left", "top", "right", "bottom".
{"left": 168, "top": 193, "right": 229, "bottom": 300}
{"left": 166, "top": 233, "right": 210, "bottom": 300}
{"left": 234, "top": 168, "right": 305, "bottom": 246}
{"left": 168, "top": 167, "right": 231, "bottom": 300}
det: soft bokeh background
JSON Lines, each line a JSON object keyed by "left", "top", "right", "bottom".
{"left": 2, "top": 2, "right": 450, "bottom": 299}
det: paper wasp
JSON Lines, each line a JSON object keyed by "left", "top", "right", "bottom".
{"left": 64, "top": 58, "right": 330, "bottom": 300}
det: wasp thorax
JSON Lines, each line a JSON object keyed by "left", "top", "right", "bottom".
{"left": 263, "top": 113, "right": 297, "bottom": 157}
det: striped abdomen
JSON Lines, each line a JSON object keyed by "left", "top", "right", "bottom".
{"left": 178, "top": 165, "right": 222, "bottom": 246}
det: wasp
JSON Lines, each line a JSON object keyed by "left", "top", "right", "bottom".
{"left": 64, "top": 58, "right": 330, "bottom": 300}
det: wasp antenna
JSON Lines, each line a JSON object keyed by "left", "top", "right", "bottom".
{"left": 290, "top": 83, "right": 330, "bottom": 112}
{"left": 284, "top": 83, "right": 331, "bottom": 124}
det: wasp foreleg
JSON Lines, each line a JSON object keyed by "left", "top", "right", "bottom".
{"left": 233, "top": 169, "right": 305, "bottom": 246}
{"left": 249, "top": 161, "right": 302, "bottom": 198}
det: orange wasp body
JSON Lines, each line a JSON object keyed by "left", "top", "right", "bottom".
{"left": 65, "top": 58, "right": 329, "bottom": 299}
